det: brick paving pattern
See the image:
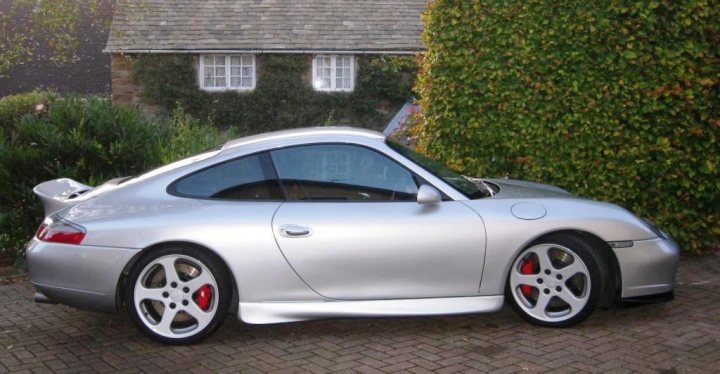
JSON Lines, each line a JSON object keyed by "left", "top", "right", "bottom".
{"left": 1, "top": 257, "right": 719, "bottom": 373}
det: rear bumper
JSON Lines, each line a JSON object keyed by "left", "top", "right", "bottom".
{"left": 26, "top": 239, "right": 138, "bottom": 313}
{"left": 612, "top": 237, "right": 680, "bottom": 299}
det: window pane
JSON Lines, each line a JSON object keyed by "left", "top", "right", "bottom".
{"left": 271, "top": 144, "right": 418, "bottom": 201}
{"left": 317, "top": 57, "right": 331, "bottom": 73}
{"left": 230, "top": 56, "right": 241, "bottom": 66}
{"left": 216, "top": 77, "right": 226, "bottom": 86}
{"left": 231, "top": 67, "right": 241, "bottom": 76}
{"left": 173, "top": 154, "right": 282, "bottom": 199}
{"left": 230, "top": 77, "right": 241, "bottom": 87}
{"left": 241, "top": 77, "right": 252, "bottom": 87}
{"left": 241, "top": 67, "right": 252, "bottom": 76}
{"left": 241, "top": 55, "right": 253, "bottom": 65}
{"left": 314, "top": 57, "right": 334, "bottom": 90}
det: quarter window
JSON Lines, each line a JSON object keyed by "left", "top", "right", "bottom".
{"left": 199, "top": 54, "right": 256, "bottom": 91}
{"left": 312, "top": 55, "right": 354, "bottom": 92}
{"left": 270, "top": 144, "right": 418, "bottom": 201}
{"left": 172, "top": 154, "right": 282, "bottom": 200}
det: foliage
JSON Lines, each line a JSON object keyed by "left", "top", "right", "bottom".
{"left": 417, "top": 0, "right": 719, "bottom": 252}
{"left": 132, "top": 54, "right": 419, "bottom": 134}
{"left": 0, "top": 93, "right": 229, "bottom": 262}
{"left": 159, "top": 105, "right": 238, "bottom": 164}
{"left": 0, "top": 91, "right": 49, "bottom": 135}
{"left": 0, "top": 0, "right": 114, "bottom": 75}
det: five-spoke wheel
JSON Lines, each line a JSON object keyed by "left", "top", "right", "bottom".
{"left": 126, "top": 247, "right": 231, "bottom": 344}
{"left": 507, "top": 234, "right": 605, "bottom": 327}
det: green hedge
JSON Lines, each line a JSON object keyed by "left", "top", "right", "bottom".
{"left": 0, "top": 93, "right": 229, "bottom": 263}
{"left": 132, "top": 54, "right": 418, "bottom": 133}
{"left": 417, "top": 0, "right": 719, "bottom": 252}
{"left": 0, "top": 91, "right": 49, "bottom": 136}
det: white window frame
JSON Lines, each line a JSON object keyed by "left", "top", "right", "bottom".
{"left": 198, "top": 54, "right": 256, "bottom": 92}
{"left": 312, "top": 55, "right": 355, "bottom": 92}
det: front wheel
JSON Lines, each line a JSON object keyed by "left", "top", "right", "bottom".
{"left": 506, "top": 234, "right": 606, "bottom": 327}
{"left": 125, "top": 246, "right": 232, "bottom": 344}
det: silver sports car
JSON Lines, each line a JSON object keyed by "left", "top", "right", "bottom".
{"left": 27, "top": 127, "right": 679, "bottom": 344}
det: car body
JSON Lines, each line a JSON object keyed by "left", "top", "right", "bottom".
{"left": 26, "top": 127, "right": 679, "bottom": 343}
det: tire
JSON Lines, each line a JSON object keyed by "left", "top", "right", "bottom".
{"left": 506, "top": 233, "right": 607, "bottom": 327}
{"left": 125, "top": 245, "right": 232, "bottom": 344}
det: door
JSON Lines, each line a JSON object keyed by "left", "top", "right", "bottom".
{"left": 269, "top": 143, "right": 486, "bottom": 300}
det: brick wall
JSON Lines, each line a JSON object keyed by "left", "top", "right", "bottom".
{"left": 110, "top": 54, "right": 159, "bottom": 115}
{"left": 110, "top": 54, "right": 140, "bottom": 105}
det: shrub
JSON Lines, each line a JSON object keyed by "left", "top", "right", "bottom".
{"left": 417, "top": 0, "right": 719, "bottom": 252}
{"left": 0, "top": 94, "right": 229, "bottom": 262}
{"left": 0, "top": 91, "right": 49, "bottom": 135}
{"left": 159, "top": 105, "right": 238, "bottom": 164}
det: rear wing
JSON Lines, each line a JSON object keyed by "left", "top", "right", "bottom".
{"left": 33, "top": 178, "right": 91, "bottom": 217}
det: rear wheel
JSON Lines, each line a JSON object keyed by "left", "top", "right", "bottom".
{"left": 507, "top": 234, "right": 606, "bottom": 327}
{"left": 125, "top": 246, "right": 231, "bottom": 344}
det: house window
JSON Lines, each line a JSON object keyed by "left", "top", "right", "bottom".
{"left": 312, "top": 55, "right": 354, "bottom": 92}
{"left": 199, "top": 54, "right": 256, "bottom": 91}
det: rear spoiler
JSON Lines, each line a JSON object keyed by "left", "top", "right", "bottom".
{"left": 33, "top": 178, "right": 91, "bottom": 217}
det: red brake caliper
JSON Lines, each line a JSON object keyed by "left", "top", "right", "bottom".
{"left": 195, "top": 285, "right": 212, "bottom": 311}
{"left": 520, "top": 258, "right": 534, "bottom": 297}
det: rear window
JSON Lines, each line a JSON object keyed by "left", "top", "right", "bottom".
{"left": 170, "top": 154, "right": 282, "bottom": 200}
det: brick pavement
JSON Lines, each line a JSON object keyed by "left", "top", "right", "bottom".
{"left": 1, "top": 256, "right": 719, "bottom": 373}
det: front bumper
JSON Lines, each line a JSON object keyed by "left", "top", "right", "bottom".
{"left": 26, "top": 239, "right": 138, "bottom": 313}
{"left": 612, "top": 237, "right": 680, "bottom": 299}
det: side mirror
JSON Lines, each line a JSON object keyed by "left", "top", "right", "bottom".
{"left": 417, "top": 185, "right": 441, "bottom": 205}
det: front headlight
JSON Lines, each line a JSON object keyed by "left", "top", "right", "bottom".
{"left": 641, "top": 218, "right": 668, "bottom": 240}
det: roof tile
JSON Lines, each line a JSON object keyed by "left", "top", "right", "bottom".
{"left": 106, "top": 0, "right": 426, "bottom": 52}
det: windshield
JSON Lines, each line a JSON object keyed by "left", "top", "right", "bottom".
{"left": 387, "top": 140, "right": 487, "bottom": 199}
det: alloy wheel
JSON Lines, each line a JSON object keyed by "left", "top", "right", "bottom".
{"left": 509, "top": 243, "right": 591, "bottom": 323}
{"left": 133, "top": 254, "right": 219, "bottom": 339}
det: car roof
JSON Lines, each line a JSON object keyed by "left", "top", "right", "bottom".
{"left": 221, "top": 126, "right": 386, "bottom": 150}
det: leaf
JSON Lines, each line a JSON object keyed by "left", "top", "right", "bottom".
{"left": 623, "top": 50, "right": 637, "bottom": 60}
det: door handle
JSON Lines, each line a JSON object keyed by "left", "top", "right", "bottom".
{"left": 279, "top": 224, "right": 312, "bottom": 238}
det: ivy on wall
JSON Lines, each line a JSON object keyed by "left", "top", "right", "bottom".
{"left": 132, "top": 54, "right": 418, "bottom": 134}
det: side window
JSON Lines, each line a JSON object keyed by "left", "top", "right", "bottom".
{"left": 270, "top": 144, "right": 418, "bottom": 201}
{"left": 172, "top": 154, "right": 282, "bottom": 200}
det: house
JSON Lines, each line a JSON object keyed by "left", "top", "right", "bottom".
{"left": 103, "top": 0, "right": 426, "bottom": 129}
{"left": 0, "top": 1, "right": 114, "bottom": 98}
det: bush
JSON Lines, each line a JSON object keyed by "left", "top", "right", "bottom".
{"left": 0, "top": 94, "right": 229, "bottom": 262}
{"left": 417, "top": 1, "right": 719, "bottom": 252}
{"left": 0, "top": 91, "right": 49, "bottom": 135}
{"left": 159, "top": 105, "right": 238, "bottom": 164}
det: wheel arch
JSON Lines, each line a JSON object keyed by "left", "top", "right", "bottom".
{"left": 115, "top": 241, "right": 240, "bottom": 312}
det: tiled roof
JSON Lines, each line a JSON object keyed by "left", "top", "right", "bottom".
{"left": 0, "top": 1, "right": 112, "bottom": 97}
{"left": 105, "top": 0, "right": 426, "bottom": 53}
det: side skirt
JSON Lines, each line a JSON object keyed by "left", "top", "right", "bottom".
{"left": 238, "top": 295, "right": 504, "bottom": 324}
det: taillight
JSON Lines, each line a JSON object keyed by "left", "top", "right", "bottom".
{"left": 36, "top": 216, "right": 86, "bottom": 245}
